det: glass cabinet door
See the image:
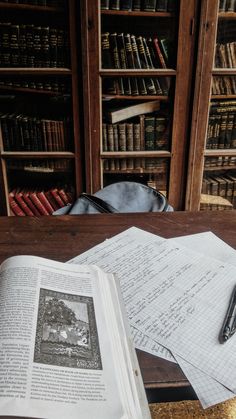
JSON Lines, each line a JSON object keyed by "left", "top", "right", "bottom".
{"left": 186, "top": 0, "right": 236, "bottom": 211}
{"left": 82, "top": 0, "right": 198, "bottom": 209}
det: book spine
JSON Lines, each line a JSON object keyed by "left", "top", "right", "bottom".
{"left": 226, "top": 0, "right": 235, "bottom": 11}
{"left": 113, "top": 124, "right": 119, "bottom": 151}
{"left": 133, "top": 123, "right": 141, "bottom": 150}
{"left": 118, "top": 123, "right": 126, "bottom": 151}
{"left": 14, "top": 190, "right": 34, "bottom": 216}
{"left": 100, "top": 0, "right": 110, "bottom": 9}
{"left": 120, "top": 0, "right": 132, "bottom": 10}
{"left": 136, "top": 36, "right": 157, "bottom": 95}
{"left": 9, "top": 192, "right": 26, "bottom": 216}
{"left": 117, "top": 33, "right": 132, "bottom": 95}
{"left": 231, "top": 113, "right": 236, "bottom": 148}
{"left": 219, "top": 0, "right": 227, "bottom": 11}
{"left": 50, "top": 188, "right": 65, "bottom": 207}
{"left": 126, "top": 123, "right": 134, "bottom": 151}
{"left": 110, "top": 33, "right": 124, "bottom": 95}
{"left": 58, "top": 188, "right": 71, "bottom": 205}
{"left": 49, "top": 27, "right": 58, "bottom": 67}
{"left": 37, "top": 191, "right": 54, "bottom": 213}
{"left": 44, "top": 190, "right": 60, "bottom": 211}
{"left": 132, "top": 0, "right": 141, "bottom": 10}
{"left": 130, "top": 34, "right": 147, "bottom": 95}
{"left": 102, "top": 123, "right": 108, "bottom": 151}
{"left": 156, "top": 0, "right": 168, "bottom": 11}
{"left": 107, "top": 124, "right": 115, "bottom": 151}
{"left": 143, "top": 0, "right": 157, "bottom": 11}
{"left": 110, "top": 0, "right": 120, "bottom": 9}
{"left": 22, "top": 190, "right": 41, "bottom": 216}
{"left": 30, "top": 192, "right": 50, "bottom": 215}
{"left": 153, "top": 37, "right": 167, "bottom": 68}
{"left": 144, "top": 116, "right": 155, "bottom": 150}
{"left": 225, "top": 113, "right": 234, "bottom": 148}
{"left": 101, "top": 32, "right": 113, "bottom": 68}
{"left": 124, "top": 34, "right": 139, "bottom": 95}
{"left": 155, "top": 117, "right": 169, "bottom": 149}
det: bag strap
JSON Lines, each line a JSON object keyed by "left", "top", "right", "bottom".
{"left": 80, "top": 193, "right": 119, "bottom": 213}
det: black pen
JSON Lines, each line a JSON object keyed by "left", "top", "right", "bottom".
{"left": 219, "top": 285, "right": 236, "bottom": 344}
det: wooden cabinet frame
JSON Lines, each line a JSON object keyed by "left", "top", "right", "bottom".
{"left": 81, "top": 0, "right": 199, "bottom": 210}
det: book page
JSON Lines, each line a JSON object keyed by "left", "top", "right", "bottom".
{"left": 0, "top": 255, "right": 149, "bottom": 419}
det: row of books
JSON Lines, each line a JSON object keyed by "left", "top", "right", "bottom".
{"left": 219, "top": 0, "right": 236, "bottom": 12}
{"left": 101, "top": 0, "right": 176, "bottom": 12}
{"left": 0, "top": 1, "right": 65, "bottom": 5}
{"left": 7, "top": 158, "right": 72, "bottom": 173}
{"left": 201, "top": 173, "right": 236, "bottom": 210}
{"left": 0, "top": 113, "right": 71, "bottom": 152}
{"left": 101, "top": 32, "right": 171, "bottom": 96}
{"left": 206, "top": 101, "right": 236, "bottom": 149}
{"left": 215, "top": 42, "right": 236, "bottom": 68}
{"left": 205, "top": 156, "right": 236, "bottom": 168}
{"left": 0, "top": 23, "right": 69, "bottom": 68}
{"left": 212, "top": 76, "right": 236, "bottom": 95}
{"left": 102, "top": 115, "right": 169, "bottom": 152}
{"left": 103, "top": 156, "right": 168, "bottom": 171}
{"left": 103, "top": 76, "right": 170, "bottom": 96}
{"left": 9, "top": 185, "right": 74, "bottom": 216}
{"left": 0, "top": 79, "right": 71, "bottom": 94}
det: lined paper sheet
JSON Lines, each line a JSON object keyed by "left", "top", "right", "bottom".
{"left": 69, "top": 228, "right": 236, "bottom": 407}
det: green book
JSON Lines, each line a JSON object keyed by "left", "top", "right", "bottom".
{"left": 144, "top": 116, "right": 155, "bottom": 150}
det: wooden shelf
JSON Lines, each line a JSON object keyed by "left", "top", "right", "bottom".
{"left": 0, "top": 85, "right": 68, "bottom": 96}
{"left": 204, "top": 165, "right": 236, "bottom": 171}
{"left": 0, "top": 68, "right": 71, "bottom": 76}
{"left": 1, "top": 152, "right": 75, "bottom": 159}
{"left": 101, "top": 10, "right": 173, "bottom": 17}
{"left": 212, "top": 68, "right": 236, "bottom": 75}
{"left": 103, "top": 168, "right": 166, "bottom": 174}
{"left": 0, "top": 3, "right": 64, "bottom": 12}
{"left": 100, "top": 69, "right": 176, "bottom": 76}
{"left": 204, "top": 149, "right": 236, "bottom": 156}
{"left": 218, "top": 12, "right": 236, "bottom": 19}
{"left": 101, "top": 151, "right": 171, "bottom": 158}
{"left": 102, "top": 94, "right": 169, "bottom": 101}
{"left": 211, "top": 94, "right": 236, "bottom": 99}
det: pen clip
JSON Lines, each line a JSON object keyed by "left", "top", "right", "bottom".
{"left": 230, "top": 316, "right": 236, "bottom": 337}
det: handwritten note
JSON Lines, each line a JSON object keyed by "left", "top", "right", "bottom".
{"left": 69, "top": 227, "right": 236, "bottom": 405}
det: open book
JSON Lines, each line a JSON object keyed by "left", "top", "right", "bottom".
{"left": 0, "top": 255, "right": 150, "bottom": 419}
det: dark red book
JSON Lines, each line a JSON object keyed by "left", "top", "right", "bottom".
{"left": 30, "top": 191, "right": 50, "bottom": 215}
{"left": 22, "top": 189, "right": 41, "bottom": 216}
{"left": 45, "top": 190, "right": 60, "bottom": 211}
{"left": 14, "top": 189, "right": 34, "bottom": 216}
{"left": 57, "top": 187, "right": 71, "bottom": 205}
{"left": 153, "top": 37, "right": 167, "bottom": 68}
{"left": 9, "top": 191, "right": 26, "bottom": 216}
{"left": 50, "top": 188, "right": 65, "bottom": 208}
{"left": 37, "top": 191, "right": 54, "bottom": 214}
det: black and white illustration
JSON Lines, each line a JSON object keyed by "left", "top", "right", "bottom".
{"left": 34, "top": 289, "right": 102, "bottom": 369}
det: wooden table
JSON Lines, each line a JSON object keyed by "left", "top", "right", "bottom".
{"left": 1, "top": 211, "right": 236, "bottom": 402}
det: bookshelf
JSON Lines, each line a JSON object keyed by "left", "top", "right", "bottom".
{"left": 0, "top": 0, "right": 83, "bottom": 216}
{"left": 186, "top": 0, "right": 236, "bottom": 211}
{"left": 81, "top": 0, "right": 199, "bottom": 210}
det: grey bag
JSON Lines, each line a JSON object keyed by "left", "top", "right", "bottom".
{"left": 53, "top": 181, "right": 173, "bottom": 215}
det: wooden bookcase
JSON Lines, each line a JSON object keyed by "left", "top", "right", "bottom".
{"left": 186, "top": 0, "right": 236, "bottom": 211}
{"left": 0, "top": 0, "right": 83, "bottom": 216}
{"left": 81, "top": 0, "right": 199, "bottom": 210}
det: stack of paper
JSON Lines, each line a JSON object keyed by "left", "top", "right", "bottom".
{"left": 69, "top": 227, "right": 236, "bottom": 408}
